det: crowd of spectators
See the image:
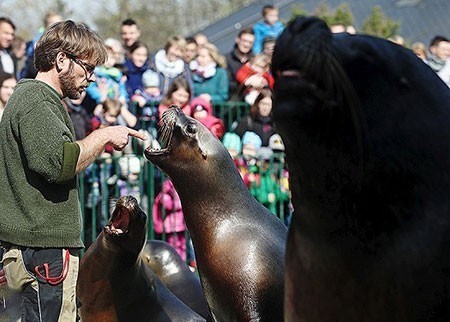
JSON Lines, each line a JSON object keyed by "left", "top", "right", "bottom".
{"left": 1, "top": 6, "right": 449, "bottom": 255}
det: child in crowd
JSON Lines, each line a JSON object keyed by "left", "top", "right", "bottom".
{"left": 268, "top": 133, "right": 285, "bottom": 153}
{"left": 0, "top": 72, "right": 16, "bottom": 122}
{"left": 158, "top": 77, "right": 192, "bottom": 118}
{"left": 222, "top": 132, "right": 242, "bottom": 160}
{"left": 249, "top": 147, "right": 290, "bottom": 215}
{"left": 252, "top": 5, "right": 284, "bottom": 54}
{"left": 90, "top": 98, "right": 137, "bottom": 155}
{"left": 239, "top": 131, "right": 262, "bottom": 187}
{"left": 124, "top": 41, "right": 150, "bottom": 98}
{"left": 262, "top": 37, "right": 276, "bottom": 60}
{"left": 152, "top": 178, "right": 188, "bottom": 261}
{"left": 86, "top": 43, "right": 128, "bottom": 115}
{"left": 117, "top": 154, "right": 142, "bottom": 203}
{"left": 267, "top": 133, "right": 292, "bottom": 224}
{"left": 131, "top": 69, "right": 162, "bottom": 117}
{"left": 236, "top": 53, "right": 274, "bottom": 105}
{"left": 190, "top": 96, "right": 225, "bottom": 139}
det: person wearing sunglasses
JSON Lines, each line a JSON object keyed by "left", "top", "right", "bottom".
{"left": 0, "top": 20, "right": 146, "bottom": 322}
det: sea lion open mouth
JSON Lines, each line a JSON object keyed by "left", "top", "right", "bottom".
{"left": 145, "top": 107, "right": 178, "bottom": 156}
{"left": 104, "top": 196, "right": 138, "bottom": 236}
{"left": 144, "top": 106, "right": 203, "bottom": 161}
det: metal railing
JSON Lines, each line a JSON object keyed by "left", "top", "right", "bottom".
{"left": 78, "top": 153, "right": 291, "bottom": 249}
{"left": 78, "top": 100, "right": 291, "bottom": 260}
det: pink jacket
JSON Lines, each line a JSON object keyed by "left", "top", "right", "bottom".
{"left": 152, "top": 179, "right": 186, "bottom": 233}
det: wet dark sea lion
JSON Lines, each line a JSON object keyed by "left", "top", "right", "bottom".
{"left": 141, "top": 240, "right": 210, "bottom": 319}
{"left": 272, "top": 16, "right": 450, "bottom": 321}
{"left": 144, "top": 108, "right": 288, "bottom": 322}
{"left": 77, "top": 195, "right": 205, "bottom": 322}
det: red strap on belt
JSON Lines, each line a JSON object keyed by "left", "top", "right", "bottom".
{"left": 0, "top": 269, "right": 6, "bottom": 286}
{"left": 34, "top": 249, "right": 70, "bottom": 286}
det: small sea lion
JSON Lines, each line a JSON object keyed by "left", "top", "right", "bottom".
{"left": 144, "top": 107, "right": 288, "bottom": 322}
{"left": 272, "top": 15, "right": 450, "bottom": 321}
{"left": 77, "top": 195, "right": 205, "bottom": 322}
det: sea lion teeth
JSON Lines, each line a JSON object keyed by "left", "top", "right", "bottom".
{"left": 78, "top": 195, "right": 205, "bottom": 322}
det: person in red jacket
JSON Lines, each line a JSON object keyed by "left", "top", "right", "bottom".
{"left": 191, "top": 96, "right": 225, "bottom": 139}
{"left": 236, "top": 53, "right": 274, "bottom": 105}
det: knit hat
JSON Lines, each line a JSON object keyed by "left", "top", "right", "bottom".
{"left": 222, "top": 132, "right": 242, "bottom": 155}
{"left": 142, "top": 70, "right": 160, "bottom": 88}
{"left": 268, "top": 133, "right": 285, "bottom": 152}
{"left": 242, "top": 131, "right": 262, "bottom": 150}
{"left": 190, "top": 96, "right": 212, "bottom": 114}
{"left": 257, "top": 146, "right": 274, "bottom": 161}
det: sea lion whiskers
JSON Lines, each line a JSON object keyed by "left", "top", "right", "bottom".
{"left": 294, "top": 35, "right": 366, "bottom": 177}
{"left": 150, "top": 108, "right": 177, "bottom": 153}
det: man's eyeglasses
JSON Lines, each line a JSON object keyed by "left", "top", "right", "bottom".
{"left": 66, "top": 53, "right": 95, "bottom": 79}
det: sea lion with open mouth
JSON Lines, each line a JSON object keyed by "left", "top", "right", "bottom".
{"left": 141, "top": 240, "right": 210, "bottom": 319}
{"left": 272, "top": 16, "right": 450, "bottom": 321}
{"left": 77, "top": 195, "right": 205, "bottom": 322}
{"left": 144, "top": 107, "right": 288, "bottom": 322}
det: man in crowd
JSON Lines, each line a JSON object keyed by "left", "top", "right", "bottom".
{"left": 121, "top": 18, "right": 141, "bottom": 57}
{"left": 427, "top": 35, "right": 450, "bottom": 87}
{"left": 225, "top": 28, "right": 255, "bottom": 100}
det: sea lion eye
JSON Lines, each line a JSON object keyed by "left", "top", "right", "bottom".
{"left": 185, "top": 122, "right": 197, "bottom": 136}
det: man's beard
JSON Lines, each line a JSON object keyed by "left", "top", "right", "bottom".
{"left": 59, "top": 63, "right": 84, "bottom": 99}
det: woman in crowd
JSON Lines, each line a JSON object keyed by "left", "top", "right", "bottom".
{"left": 191, "top": 42, "right": 229, "bottom": 104}
{"left": 158, "top": 76, "right": 192, "bottom": 118}
{"left": 0, "top": 72, "right": 17, "bottom": 122}
{"left": 124, "top": 40, "right": 150, "bottom": 98}
{"left": 233, "top": 88, "right": 276, "bottom": 146}
{"left": 149, "top": 36, "right": 193, "bottom": 96}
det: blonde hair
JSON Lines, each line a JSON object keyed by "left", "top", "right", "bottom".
{"left": 164, "top": 36, "right": 186, "bottom": 52}
{"left": 43, "top": 10, "right": 62, "bottom": 28}
{"left": 251, "top": 54, "right": 271, "bottom": 70}
{"left": 202, "top": 42, "right": 226, "bottom": 68}
{"left": 411, "top": 42, "right": 427, "bottom": 60}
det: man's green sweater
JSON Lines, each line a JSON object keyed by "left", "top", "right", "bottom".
{"left": 0, "top": 79, "right": 83, "bottom": 248}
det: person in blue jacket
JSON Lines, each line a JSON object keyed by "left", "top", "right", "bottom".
{"left": 252, "top": 5, "right": 284, "bottom": 54}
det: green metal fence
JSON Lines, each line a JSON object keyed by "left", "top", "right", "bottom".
{"left": 78, "top": 100, "right": 291, "bottom": 259}
{"left": 77, "top": 153, "right": 291, "bottom": 248}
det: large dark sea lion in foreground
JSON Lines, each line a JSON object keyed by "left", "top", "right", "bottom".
{"left": 272, "top": 16, "right": 450, "bottom": 321}
{"left": 141, "top": 240, "right": 210, "bottom": 319}
{"left": 77, "top": 195, "right": 205, "bottom": 322}
{"left": 144, "top": 108, "right": 288, "bottom": 322}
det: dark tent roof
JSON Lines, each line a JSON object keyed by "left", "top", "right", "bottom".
{"left": 196, "top": 0, "right": 450, "bottom": 54}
